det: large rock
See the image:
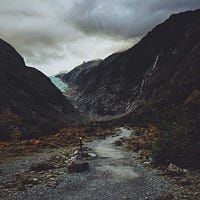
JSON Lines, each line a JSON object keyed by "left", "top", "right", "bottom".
{"left": 67, "top": 161, "right": 89, "bottom": 173}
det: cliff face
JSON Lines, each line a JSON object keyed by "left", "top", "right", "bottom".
{"left": 59, "top": 60, "right": 102, "bottom": 87}
{"left": 61, "top": 9, "right": 200, "bottom": 117}
{"left": 0, "top": 39, "right": 81, "bottom": 140}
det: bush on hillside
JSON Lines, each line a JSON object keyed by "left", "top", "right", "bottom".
{"left": 0, "top": 109, "right": 21, "bottom": 140}
{"left": 152, "top": 117, "right": 200, "bottom": 169}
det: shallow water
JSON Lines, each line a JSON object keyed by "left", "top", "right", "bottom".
{"left": 94, "top": 127, "right": 132, "bottom": 159}
{"left": 94, "top": 127, "right": 139, "bottom": 180}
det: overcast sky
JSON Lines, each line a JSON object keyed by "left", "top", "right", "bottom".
{"left": 0, "top": 0, "right": 200, "bottom": 76}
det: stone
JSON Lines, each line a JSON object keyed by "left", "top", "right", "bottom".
{"left": 143, "top": 161, "right": 151, "bottom": 165}
{"left": 72, "top": 150, "right": 79, "bottom": 156}
{"left": 32, "top": 178, "right": 39, "bottom": 182}
{"left": 67, "top": 161, "right": 89, "bottom": 173}
{"left": 179, "top": 178, "right": 190, "bottom": 185}
{"left": 158, "top": 192, "right": 174, "bottom": 200}
{"left": 182, "top": 169, "right": 189, "bottom": 173}
{"left": 114, "top": 140, "right": 123, "bottom": 146}
{"left": 69, "top": 155, "right": 78, "bottom": 161}
{"left": 88, "top": 153, "right": 97, "bottom": 159}
{"left": 167, "top": 163, "right": 184, "bottom": 176}
{"left": 119, "top": 137, "right": 126, "bottom": 142}
{"left": 98, "top": 136, "right": 106, "bottom": 139}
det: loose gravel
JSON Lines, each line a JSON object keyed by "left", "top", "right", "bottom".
{"left": 1, "top": 128, "right": 175, "bottom": 200}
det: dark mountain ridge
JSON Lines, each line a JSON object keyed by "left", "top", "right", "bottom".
{"left": 61, "top": 9, "right": 200, "bottom": 117}
{"left": 59, "top": 9, "right": 200, "bottom": 169}
{"left": 0, "top": 39, "right": 82, "bottom": 140}
{"left": 58, "top": 59, "right": 102, "bottom": 87}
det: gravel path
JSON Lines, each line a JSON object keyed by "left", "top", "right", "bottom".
{"left": 1, "top": 128, "right": 175, "bottom": 200}
{"left": 0, "top": 148, "right": 66, "bottom": 183}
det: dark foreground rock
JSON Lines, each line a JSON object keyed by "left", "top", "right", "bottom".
{"left": 67, "top": 161, "right": 89, "bottom": 173}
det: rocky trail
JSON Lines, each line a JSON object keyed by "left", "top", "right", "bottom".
{"left": 1, "top": 128, "right": 177, "bottom": 200}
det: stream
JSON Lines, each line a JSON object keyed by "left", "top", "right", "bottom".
{"left": 93, "top": 127, "right": 139, "bottom": 180}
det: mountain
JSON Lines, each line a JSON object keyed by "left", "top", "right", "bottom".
{"left": 60, "top": 9, "right": 200, "bottom": 118}
{"left": 0, "top": 39, "right": 82, "bottom": 140}
{"left": 58, "top": 9, "right": 200, "bottom": 169}
{"left": 57, "top": 59, "right": 103, "bottom": 113}
{"left": 58, "top": 59, "right": 102, "bottom": 87}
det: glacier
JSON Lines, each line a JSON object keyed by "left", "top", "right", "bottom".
{"left": 50, "top": 75, "right": 68, "bottom": 93}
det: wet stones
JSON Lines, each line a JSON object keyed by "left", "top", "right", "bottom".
{"left": 165, "top": 163, "right": 186, "bottom": 176}
{"left": 114, "top": 137, "right": 127, "bottom": 146}
{"left": 67, "top": 147, "right": 98, "bottom": 173}
{"left": 114, "top": 140, "right": 123, "bottom": 146}
{"left": 69, "top": 147, "right": 96, "bottom": 161}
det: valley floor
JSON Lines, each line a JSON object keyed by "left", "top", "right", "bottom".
{"left": 0, "top": 128, "right": 197, "bottom": 200}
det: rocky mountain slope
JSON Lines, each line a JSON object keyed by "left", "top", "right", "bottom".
{"left": 0, "top": 39, "right": 81, "bottom": 140}
{"left": 59, "top": 9, "right": 200, "bottom": 169}
{"left": 58, "top": 59, "right": 102, "bottom": 87}
{"left": 60, "top": 9, "right": 200, "bottom": 117}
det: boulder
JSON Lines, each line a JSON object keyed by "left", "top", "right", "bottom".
{"left": 88, "top": 153, "right": 97, "bottom": 159}
{"left": 114, "top": 140, "right": 123, "bottom": 146}
{"left": 166, "top": 163, "right": 185, "bottom": 176}
{"left": 67, "top": 161, "right": 89, "bottom": 173}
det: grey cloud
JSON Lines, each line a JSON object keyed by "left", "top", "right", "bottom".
{"left": 149, "top": 0, "right": 200, "bottom": 11}
{"left": 68, "top": 0, "right": 200, "bottom": 39}
{"left": 0, "top": 0, "right": 82, "bottom": 67}
{"left": 0, "top": 0, "right": 199, "bottom": 75}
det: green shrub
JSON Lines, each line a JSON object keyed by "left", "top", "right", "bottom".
{"left": 152, "top": 120, "right": 200, "bottom": 169}
{"left": 19, "top": 128, "right": 39, "bottom": 140}
{"left": 0, "top": 109, "right": 21, "bottom": 140}
{"left": 0, "top": 124, "right": 12, "bottom": 140}
{"left": 83, "top": 126, "right": 96, "bottom": 134}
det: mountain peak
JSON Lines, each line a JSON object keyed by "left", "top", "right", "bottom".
{"left": 59, "top": 9, "right": 200, "bottom": 117}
